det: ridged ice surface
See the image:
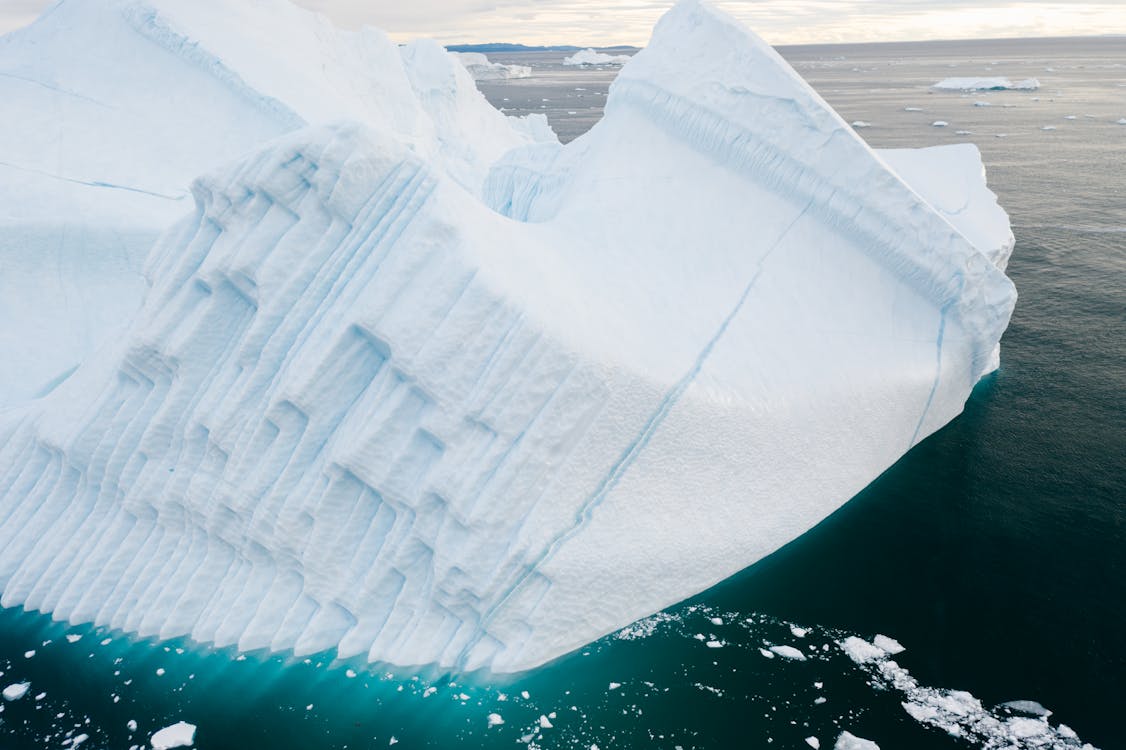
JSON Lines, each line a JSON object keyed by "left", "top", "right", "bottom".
{"left": 0, "top": 0, "right": 550, "bottom": 407}
{"left": 0, "top": 0, "right": 1016, "bottom": 673}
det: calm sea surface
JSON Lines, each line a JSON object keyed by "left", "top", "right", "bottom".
{"left": 1, "top": 37, "right": 1123, "bottom": 750}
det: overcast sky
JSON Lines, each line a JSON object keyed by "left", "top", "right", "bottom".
{"left": 2, "top": 0, "right": 1124, "bottom": 46}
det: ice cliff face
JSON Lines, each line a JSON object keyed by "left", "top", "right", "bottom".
{"left": 0, "top": 0, "right": 551, "bottom": 407}
{"left": 0, "top": 0, "right": 1016, "bottom": 673}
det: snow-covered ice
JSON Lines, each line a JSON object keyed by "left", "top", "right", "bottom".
{"left": 0, "top": 0, "right": 1015, "bottom": 673}
{"left": 563, "top": 49, "right": 633, "bottom": 66}
{"left": 0, "top": 0, "right": 553, "bottom": 408}
{"left": 933, "top": 77, "right": 1040, "bottom": 91}
{"left": 151, "top": 721, "right": 196, "bottom": 750}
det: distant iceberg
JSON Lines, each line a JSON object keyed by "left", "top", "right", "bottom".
{"left": 454, "top": 52, "right": 532, "bottom": 81}
{"left": 934, "top": 77, "right": 1040, "bottom": 91}
{"left": 563, "top": 48, "right": 633, "bottom": 66}
{"left": 0, "top": 0, "right": 1015, "bottom": 674}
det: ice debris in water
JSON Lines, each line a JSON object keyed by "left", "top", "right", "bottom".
{"left": 769, "top": 645, "right": 807, "bottom": 661}
{"left": 487, "top": 713, "right": 505, "bottom": 728}
{"left": 150, "top": 722, "right": 196, "bottom": 750}
{"left": 0, "top": 0, "right": 1015, "bottom": 674}
{"left": 872, "top": 634, "right": 904, "bottom": 654}
{"left": 2, "top": 682, "right": 30, "bottom": 701}
{"left": 563, "top": 48, "right": 632, "bottom": 66}
{"left": 835, "top": 732, "right": 880, "bottom": 750}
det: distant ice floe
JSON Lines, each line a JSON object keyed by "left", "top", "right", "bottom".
{"left": 932, "top": 120, "right": 949, "bottom": 127}
{"left": 933, "top": 77, "right": 1040, "bottom": 91}
{"left": 1117, "top": 118, "right": 1126, "bottom": 125}
{"left": 851, "top": 120, "right": 871, "bottom": 128}
{"left": 563, "top": 48, "right": 632, "bottom": 66}
{"left": 3, "top": 682, "right": 31, "bottom": 701}
{"left": 454, "top": 52, "right": 532, "bottom": 81}
{"left": 835, "top": 731, "right": 880, "bottom": 750}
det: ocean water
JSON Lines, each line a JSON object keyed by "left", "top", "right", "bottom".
{"left": 1, "top": 37, "right": 1123, "bottom": 750}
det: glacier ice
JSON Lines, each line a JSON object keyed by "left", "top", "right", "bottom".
{"left": 0, "top": 0, "right": 1015, "bottom": 673}
{"left": 0, "top": 0, "right": 551, "bottom": 407}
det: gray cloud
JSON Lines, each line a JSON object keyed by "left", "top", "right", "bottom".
{"left": 1, "top": 0, "right": 1124, "bottom": 45}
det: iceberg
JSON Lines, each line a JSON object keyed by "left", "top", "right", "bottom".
{"left": 933, "top": 77, "right": 1040, "bottom": 91}
{"left": 0, "top": 0, "right": 551, "bottom": 408}
{"left": 563, "top": 48, "right": 633, "bottom": 66}
{"left": 0, "top": 0, "right": 1015, "bottom": 673}
{"left": 454, "top": 52, "right": 532, "bottom": 81}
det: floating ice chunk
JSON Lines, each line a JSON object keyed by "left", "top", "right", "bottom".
{"left": 769, "top": 645, "right": 807, "bottom": 661}
{"left": 709, "top": 617, "right": 724, "bottom": 626}
{"left": 127, "top": 720, "right": 138, "bottom": 732}
{"left": 790, "top": 625, "right": 809, "bottom": 638}
{"left": 150, "top": 721, "right": 196, "bottom": 750}
{"left": 23, "top": 650, "right": 34, "bottom": 658}
{"left": 453, "top": 52, "right": 531, "bottom": 81}
{"left": 563, "top": 48, "right": 632, "bottom": 66}
{"left": 999, "top": 700, "right": 1051, "bottom": 717}
{"left": 805, "top": 737, "right": 821, "bottom": 748}
{"left": 932, "top": 120, "right": 949, "bottom": 127}
{"left": 705, "top": 640, "right": 724, "bottom": 648}
{"left": 904, "top": 106, "right": 923, "bottom": 112}
{"left": 1064, "top": 115, "right": 1078, "bottom": 120}
{"left": 538, "top": 715, "right": 553, "bottom": 729}
{"left": 759, "top": 648, "right": 775, "bottom": 659}
{"left": 851, "top": 121, "right": 871, "bottom": 128}
{"left": 872, "top": 635, "right": 904, "bottom": 654}
{"left": 1117, "top": 118, "right": 1126, "bottom": 125}
{"left": 834, "top": 732, "right": 879, "bottom": 750}
{"left": 933, "top": 77, "right": 1040, "bottom": 91}
{"left": 66, "top": 635, "right": 82, "bottom": 644}
{"left": 72, "top": 734, "right": 90, "bottom": 747}
{"left": 839, "top": 637, "right": 885, "bottom": 664}
{"left": 487, "top": 712, "right": 505, "bottom": 727}
{"left": 2, "top": 683, "right": 30, "bottom": 701}
{"left": 608, "top": 683, "right": 621, "bottom": 691}
{"left": 973, "top": 101, "right": 991, "bottom": 107}
{"left": 1042, "top": 125, "right": 1057, "bottom": 131}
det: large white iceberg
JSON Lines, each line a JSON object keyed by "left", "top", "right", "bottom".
{"left": 0, "top": 0, "right": 1015, "bottom": 673}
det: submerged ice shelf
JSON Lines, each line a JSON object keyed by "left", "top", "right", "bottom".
{"left": 0, "top": 0, "right": 1016, "bottom": 673}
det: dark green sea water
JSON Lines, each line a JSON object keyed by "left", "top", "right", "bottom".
{"left": 2, "top": 36, "right": 1123, "bottom": 750}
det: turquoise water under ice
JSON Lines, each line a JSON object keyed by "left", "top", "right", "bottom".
{"left": 1, "top": 36, "right": 1123, "bottom": 750}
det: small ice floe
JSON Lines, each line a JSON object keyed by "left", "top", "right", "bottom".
{"left": 851, "top": 121, "right": 871, "bottom": 129}
{"left": 1117, "top": 118, "right": 1126, "bottom": 125}
{"left": 23, "top": 650, "right": 35, "bottom": 659}
{"left": 1042, "top": 125, "right": 1057, "bottom": 131}
{"left": 389, "top": 737, "right": 398, "bottom": 746}
{"left": 769, "top": 645, "right": 807, "bottom": 661}
{"left": 805, "top": 736, "right": 821, "bottom": 748}
{"left": 872, "top": 635, "right": 904, "bottom": 654}
{"left": 65, "top": 634, "right": 82, "bottom": 644}
{"left": 71, "top": 733, "right": 89, "bottom": 747}
{"left": 520, "top": 690, "right": 530, "bottom": 699}
{"left": 705, "top": 640, "right": 724, "bottom": 648}
{"left": 759, "top": 648, "right": 775, "bottom": 659}
{"left": 834, "top": 730, "right": 880, "bottom": 749}
{"left": 904, "top": 107, "right": 923, "bottom": 112}
{"left": 155, "top": 668, "right": 165, "bottom": 676}
{"left": 999, "top": 700, "right": 1051, "bottom": 717}
{"left": 790, "top": 625, "right": 809, "bottom": 639}
{"left": 839, "top": 636, "right": 885, "bottom": 664}
{"left": 127, "top": 720, "right": 138, "bottom": 732}
{"left": 933, "top": 77, "right": 1039, "bottom": 91}
{"left": 973, "top": 101, "right": 991, "bottom": 107}
{"left": 608, "top": 682, "right": 621, "bottom": 690}
{"left": 1064, "top": 115, "right": 1077, "bottom": 120}
{"left": 538, "top": 714, "right": 553, "bottom": 729}
{"left": 422, "top": 686, "right": 437, "bottom": 698}
{"left": 150, "top": 721, "right": 196, "bottom": 750}
{"left": 709, "top": 617, "right": 724, "bottom": 626}
{"left": 955, "top": 130, "right": 974, "bottom": 135}
{"left": 2, "top": 682, "right": 30, "bottom": 701}
{"left": 487, "top": 712, "right": 505, "bottom": 728}
{"left": 932, "top": 121, "right": 948, "bottom": 127}
{"left": 345, "top": 669, "right": 357, "bottom": 678}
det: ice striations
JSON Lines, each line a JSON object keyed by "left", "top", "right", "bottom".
{"left": 0, "top": 0, "right": 551, "bottom": 407}
{"left": 0, "top": 0, "right": 1016, "bottom": 673}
